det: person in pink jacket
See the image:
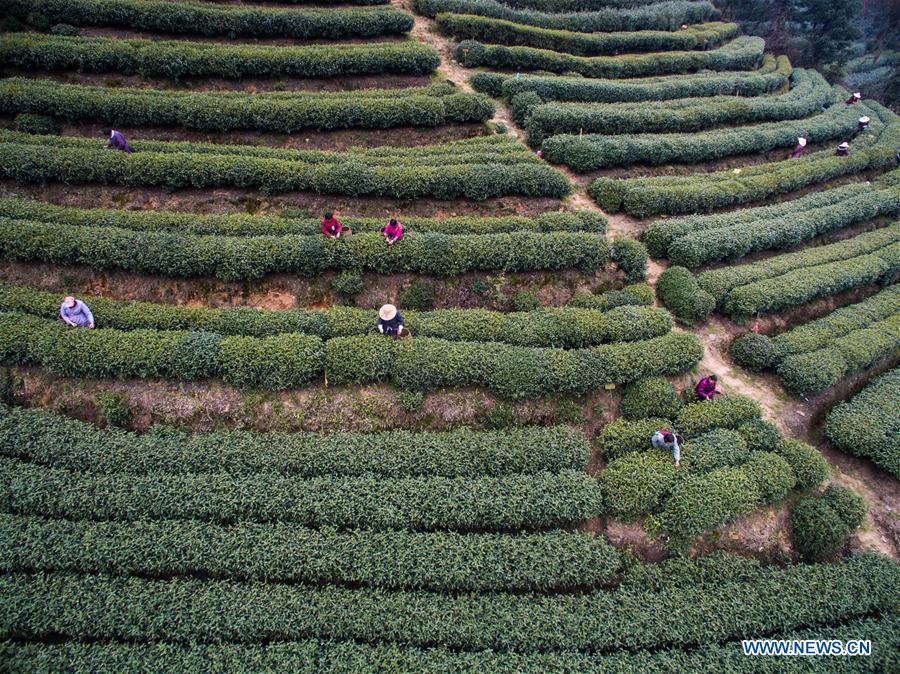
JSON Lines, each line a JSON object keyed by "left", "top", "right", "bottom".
{"left": 695, "top": 374, "right": 719, "bottom": 401}
{"left": 382, "top": 218, "right": 403, "bottom": 246}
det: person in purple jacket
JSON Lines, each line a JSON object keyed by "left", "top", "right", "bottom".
{"left": 59, "top": 296, "right": 95, "bottom": 329}
{"left": 103, "top": 128, "right": 133, "bottom": 153}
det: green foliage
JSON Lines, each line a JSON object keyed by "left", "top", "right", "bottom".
{"left": 527, "top": 69, "right": 829, "bottom": 145}
{"left": 568, "top": 282, "right": 653, "bottom": 310}
{"left": 455, "top": 36, "right": 764, "bottom": 82}
{"left": 683, "top": 429, "right": 749, "bottom": 472}
{"left": 742, "top": 451, "right": 797, "bottom": 504}
{"left": 510, "top": 91, "right": 542, "bottom": 125}
{"left": 94, "top": 392, "right": 129, "bottom": 429}
{"left": 656, "top": 266, "right": 715, "bottom": 324}
{"left": 478, "top": 403, "right": 518, "bottom": 430}
{"left": 675, "top": 395, "right": 762, "bottom": 438}
{"left": 0, "top": 513, "right": 622, "bottom": 593}
{"left": 822, "top": 484, "right": 867, "bottom": 531}
{"left": 472, "top": 54, "right": 792, "bottom": 102}
{"left": 825, "top": 367, "right": 900, "bottom": 477}
{"left": 599, "top": 449, "right": 676, "bottom": 518}
{"left": 0, "top": 79, "right": 494, "bottom": 133}
{"left": 49, "top": 22, "right": 79, "bottom": 35}
{"left": 620, "top": 377, "right": 681, "bottom": 421}
{"left": 331, "top": 270, "right": 364, "bottom": 299}
{"left": 13, "top": 113, "right": 57, "bottom": 136}
{"left": 0, "top": 33, "right": 440, "bottom": 79}
{"left": 777, "top": 439, "right": 829, "bottom": 491}
{"left": 398, "top": 390, "right": 425, "bottom": 413}
{"left": 596, "top": 417, "right": 672, "bottom": 458}
{"left": 791, "top": 485, "right": 866, "bottom": 561}
{"left": 610, "top": 237, "right": 648, "bottom": 283}
{"left": 0, "top": 370, "right": 17, "bottom": 406}
{"left": 400, "top": 281, "right": 436, "bottom": 311}
{"left": 3, "top": 0, "right": 414, "bottom": 39}
{"left": 218, "top": 333, "right": 324, "bottom": 390}
{"left": 1, "top": 456, "right": 603, "bottom": 531}
{"left": 0, "top": 405, "right": 589, "bottom": 477}
{"left": 510, "top": 290, "right": 540, "bottom": 312}
{"left": 437, "top": 14, "right": 738, "bottom": 56}
{"left": 415, "top": 0, "right": 719, "bottom": 31}
{"left": 736, "top": 419, "right": 782, "bottom": 453}
{"left": 730, "top": 333, "right": 776, "bottom": 371}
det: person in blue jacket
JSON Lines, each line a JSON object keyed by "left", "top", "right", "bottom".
{"left": 59, "top": 296, "right": 95, "bottom": 328}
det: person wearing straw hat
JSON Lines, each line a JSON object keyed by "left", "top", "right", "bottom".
{"left": 835, "top": 141, "right": 850, "bottom": 156}
{"left": 789, "top": 137, "right": 807, "bottom": 158}
{"left": 377, "top": 304, "right": 406, "bottom": 338}
{"left": 856, "top": 116, "right": 871, "bottom": 134}
{"left": 846, "top": 92, "right": 862, "bottom": 105}
{"left": 59, "top": 296, "right": 95, "bottom": 329}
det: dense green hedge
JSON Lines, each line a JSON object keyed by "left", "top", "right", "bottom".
{"left": 415, "top": 0, "right": 719, "bottom": 31}
{"left": 453, "top": 36, "right": 764, "bottom": 80}
{"left": 0, "top": 134, "right": 570, "bottom": 200}
{"left": 0, "top": 197, "right": 605, "bottom": 237}
{"left": 791, "top": 485, "right": 867, "bottom": 560}
{"left": 0, "top": 457, "right": 603, "bottom": 531}
{"left": 0, "top": 282, "right": 672, "bottom": 347}
{"left": 683, "top": 429, "right": 749, "bottom": 472}
{"left": 437, "top": 14, "right": 738, "bottom": 55}
{"left": 324, "top": 332, "right": 703, "bottom": 398}
{"left": 776, "top": 314, "right": 900, "bottom": 394}
{"left": 543, "top": 91, "right": 866, "bottom": 170}
{"left": 3, "top": 615, "right": 898, "bottom": 673}
{"left": 776, "top": 439, "right": 829, "bottom": 491}
{"left": 656, "top": 265, "right": 715, "bottom": 323}
{"left": 0, "top": 513, "right": 623, "bottom": 592}
{"left": 526, "top": 69, "right": 828, "bottom": 145}
{"left": 0, "top": 405, "right": 588, "bottom": 477}
{"left": 0, "top": 33, "right": 440, "bottom": 79}
{"left": 590, "top": 103, "right": 900, "bottom": 217}
{"left": 0, "top": 78, "right": 495, "bottom": 132}
{"left": 3, "top": 555, "right": 896, "bottom": 653}
{"left": 3, "top": 0, "right": 414, "bottom": 38}
{"left": 825, "top": 367, "right": 900, "bottom": 477}
{"left": 569, "top": 282, "right": 653, "bottom": 309}
{"left": 675, "top": 395, "right": 762, "bottom": 438}
{"left": 620, "top": 376, "right": 682, "bottom": 420}
{"left": 599, "top": 449, "right": 675, "bottom": 517}
{"left": 644, "top": 180, "right": 876, "bottom": 257}
{"left": 471, "top": 53, "right": 791, "bottom": 101}
{"left": 0, "top": 220, "right": 605, "bottom": 281}
{"left": 669, "top": 185, "right": 899, "bottom": 268}
{"left": 596, "top": 417, "right": 672, "bottom": 459}
{"left": 698, "top": 223, "right": 900, "bottom": 303}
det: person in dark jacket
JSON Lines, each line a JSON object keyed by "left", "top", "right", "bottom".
{"left": 103, "top": 128, "right": 133, "bottom": 153}
{"left": 846, "top": 92, "right": 862, "bottom": 105}
{"left": 695, "top": 374, "right": 719, "bottom": 401}
{"left": 377, "top": 304, "right": 405, "bottom": 338}
{"left": 835, "top": 141, "right": 850, "bottom": 156}
{"left": 789, "top": 137, "right": 807, "bottom": 158}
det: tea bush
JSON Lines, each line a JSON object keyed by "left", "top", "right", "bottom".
{"left": 736, "top": 419, "right": 782, "bottom": 453}
{"left": 568, "top": 282, "right": 653, "bottom": 310}
{"left": 656, "top": 266, "right": 715, "bottom": 324}
{"left": 675, "top": 395, "right": 762, "bottom": 438}
{"left": 596, "top": 417, "right": 672, "bottom": 458}
{"left": 94, "top": 392, "right": 129, "bottom": 429}
{"left": 683, "top": 429, "right": 748, "bottom": 472}
{"left": 619, "top": 377, "right": 681, "bottom": 420}
{"left": 776, "top": 439, "right": 829, "bottom": 491}
{"left": 599, "top": 449, "right": 676, "bottom": 518}
{"left": 730, "top": 333, "right": 776, "bottom": 371}
{"left": 13, "top": 113, "right": 57, "bottom": 135}
{"left": 791, "top": 486, "right": 865, "bottom": 560}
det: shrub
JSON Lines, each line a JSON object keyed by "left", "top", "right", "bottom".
{"left": 49, "top": 23, "right": 79, "bottom": 35}
{"left": 599, "top": 449, "right": 676, "bottom": 518}
{"left": 455, "top": 36, "right": 764, "bottom": 82}
{"left": 742, "top": 451, "right": 796, "bottom": 504}
{"left": 4, "top": 0, "right": 414, "bottom": 39}
{"left": 94, "top": 392, "right": 130, "bottom": 429}
{"left": 736, "top": 419, "right": 782, "bottom": 453}
{"left": 825, "top": 367, "right": 900, "bottom": 477}
{"left": 478, "top": 403, "right": 518, "bottom": 430}
{"left": 596, "top": 417, "right": 671, "bottom": 458}
{"left": 0, "top": 370, "right": 18, "bottom": 405}
{"left": 791, "top": 488, "right": 864, "bottom": 561}
{"left": 218, "top": 333, "right": 324, "bottom": 390}
{"left": 399, "top": 390, "right": 425, "bottom": 413}
{"left": 510, "top": 91, "right": 543, "bottom": 125}
{"left": 0, "top": 33, "right": 440, "bottom": 79}
{"left": 14, "top": 113, "right": 58, "bottom": 135}
{"left": 331, "top": 270, "right": 364, "bottom": 299}
{"left": 822, "top": 484, "right": 867, "bottom": 531}
{"left": 730, "top": 333, "right": 776, "bottom": 371}
{"left": 675, "top": 395, "right": 762, "bottom": 438}
{"left": 610, "top": 237, "right": 648, "bottom": 283}
{"left": 511, "top": 290, "right": 540, "bottom": 312}
{"left": 620, "top": 377, "right": 681, "bottom": 421}
{"left": 400, "top": 282, "right": 436, "bottom": 311}
{"left": 656, "top": 266, "right": 715, "bottom": 324}
{"left": 568, "top": 282, "right": 653, "bottom": 310}
{"left": 777, "top": 439, "right": 829, "bottom": 491}
{"left": 683, "top": 429, "right": 749, "bottom": 472}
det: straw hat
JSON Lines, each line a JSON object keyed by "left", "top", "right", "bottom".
{"left": 853, "top": 92, "right": 861, "bottom": 98}
{"left": 838, "top": 142, "right": 850, "bottom": 150}
{"left": 859, "top": 116, "right": 870, "bottom": 124}
{"left": 797, "top": 137, "right": 807, "bottom": 147}
{"left": 379, "top": 304, "right": 397, "bottom": 321}
{"left": 64, "top": 296, "right": 76, "bottom": 308}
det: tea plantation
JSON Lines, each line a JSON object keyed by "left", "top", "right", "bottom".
{"left": 0, "top": 0, "right": 897, "bottom": 671}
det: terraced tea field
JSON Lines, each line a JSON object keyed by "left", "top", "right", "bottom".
{"left": 0, "top": 0, "right": 897, "bottom": 671}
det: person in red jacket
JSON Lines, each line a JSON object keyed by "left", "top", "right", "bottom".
{"left": 382, "top": 218, "right": 403, "bottom": 246}
{"left": 695, "top": 374, "right": 719, "bottom": 401}
{"left": 789, "top": 137, "right": 807, "bottom": 158}
{"left": 322, "top": 211, "right": 350, "bottom": 239}
{"left": 846, "top": 92, "right": 862, "bottom": 105}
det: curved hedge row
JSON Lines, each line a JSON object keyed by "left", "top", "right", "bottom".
{"left": 526, "top": 69, "right": 828, "bottom": 144}
{"left": 0, "top": 139, "right": 570, "bottom": 200}
{"left": 667, "top": 185, "right": 900, "bottom": 268}
{"left": 453, "top": 36, "right": 764, "bottom": 80}
{"left": 415, "top": 0, "right": 719, "bottom": 32}
{"left": 643, "top": 178, "right": 885, "bottom": 258}
{"left": 0, "top": 513, "right": 624, "bottom": 592}
{"left": 825, "top": 367, "right": 900, "bottom": 477}
{"left": 590, "top": 102, "right": 900, "bottom": 217}
{"left": 324, "top": 333, "right": 703, "bottom": 398}
{"left": 0, "top": 457, "right": 604, "bottom": 531}
{"left": 0, "top": 405, "right": 588, "bottom": 477}
{"left": 0, "top": 78, "right": 495, "bottom": 132}
{"left": 0, "top": 198, "right": 605, "bottom": 237}
{"left": 2, "top": 555, "right": 895, "bottom": 653}
{"left": 4, "top": 0, "right": 414, "bottom": 38}
{"left": 0, "top": 220, "right": 604, "bottom": 280}
{"left": 656, "top": 265, "right": 715, "bottom": 324}
{"left": 0, "top": 33, "right": 441, "bottom": 79}
{"left": 543, "top": 91, "right": 865, "bottom": 171}
{"left": 568, "top": 282, "right": 654, "bottom": 309}
{"left": 437, "top": 14, "right": 738, "bottom": 55}
{"left": 3, "top": 615, "right": 898, "bottom": 673}
{"left": 471, "top": 53, "right": 791, "bottom": 101}
{"left": 0, "top": 283, "right": 671, "bottom": 347}
{"left": 675, "top": 395, "right": 762, "bottom": 438}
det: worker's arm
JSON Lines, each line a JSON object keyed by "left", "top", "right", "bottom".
{"left": 82, "top": 303, "right": 95, "bottom": 328}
